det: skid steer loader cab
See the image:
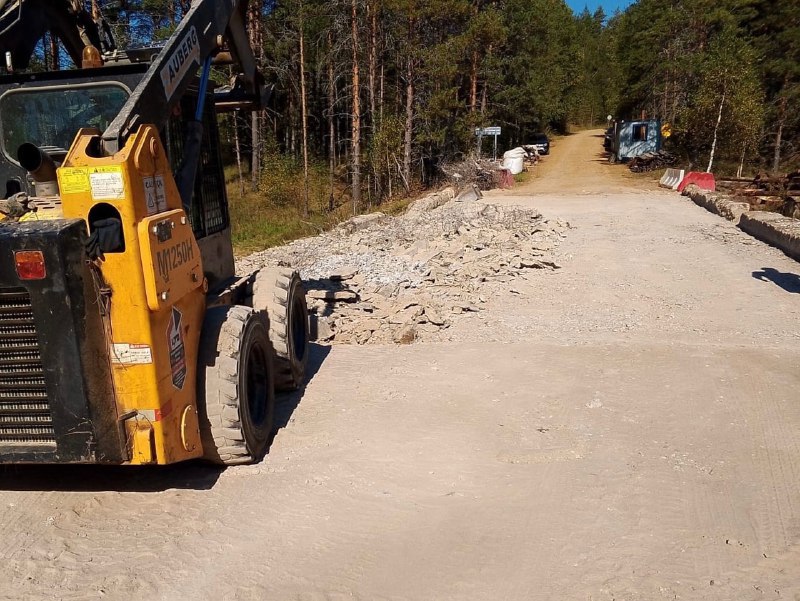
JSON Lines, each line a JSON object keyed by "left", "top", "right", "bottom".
{"left": 0, "top": 0, "right": 310, "bottom": 467}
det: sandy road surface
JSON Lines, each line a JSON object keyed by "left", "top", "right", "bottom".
{"left": 2, "top": 130, "right": 800, "bottom": 601}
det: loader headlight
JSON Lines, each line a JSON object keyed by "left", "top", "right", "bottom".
{"left": 15, "top": 250, "right": 46, "bottom": 280}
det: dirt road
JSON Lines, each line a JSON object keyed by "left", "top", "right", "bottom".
{"left": 2, "top": 130, "right": 800, "bottom": 601}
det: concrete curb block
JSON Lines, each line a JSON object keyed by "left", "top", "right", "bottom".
{"left": 739, "top": 212, "right": 800, "bottom": 262}
{"left": 405, "top": 187, "right": 456, "bottom": 214}
{"left": 336, "top": 212, "right": 388, "bottom": 234}
{"left": 682, "top": 184, "right": 800, "bottom": 262}
{"left": 659, "top": 168, "right": 685, "bottom": 190}
{"left": 683, "top": 184, "right": 750, "bottom": 224}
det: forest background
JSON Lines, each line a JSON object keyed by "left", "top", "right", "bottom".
{"left": 40, "top": 0, "right": 800, "bottom": 251}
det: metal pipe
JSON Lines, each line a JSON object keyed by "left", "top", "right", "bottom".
{"left": 17, "top": 143, "right": 59, "bottom": 197}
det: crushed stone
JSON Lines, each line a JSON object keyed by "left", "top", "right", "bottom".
{"left": 237, "top": 189, "right": 569, "bottom": 345}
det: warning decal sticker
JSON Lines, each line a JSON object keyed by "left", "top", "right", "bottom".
{"left": 144, "top": 176, "right": 157, "bottom": 215}
{"left": 58, "top": 168, "right": 91, "bottom": 195}
{"left": 167, "top": 307, "right": 187, "bottom": 390}
{"left": 154, "top": 175, "right": 168, "bottom": 212}
{"left": 89, "top": 166, "right": 125, "bottom": 201}
{"left": 112, "top": 343, "right": 154, "bottom": 365}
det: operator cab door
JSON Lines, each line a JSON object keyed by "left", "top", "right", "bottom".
{"left": 163, "top": 92, "right": 234, "bottom": 292}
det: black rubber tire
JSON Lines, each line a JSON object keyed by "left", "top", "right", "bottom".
{"left": 248, "top": 268, "right": 309, "bottom": 392}
{"left": 197, "top": 305, "right": 275, "bottom": 465}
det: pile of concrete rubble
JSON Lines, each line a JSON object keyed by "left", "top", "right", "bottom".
{"left": 237, "top": 188, "right": 568, "bottom": 345}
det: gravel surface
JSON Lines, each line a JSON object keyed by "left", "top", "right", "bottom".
{"left": 1, "top": 130, "right": 799, "bottom": 601}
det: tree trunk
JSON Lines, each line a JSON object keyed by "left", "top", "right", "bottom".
{"left": 773, "top": 93, "right": 787, "bottom": 174}
{"left": 480, "top": 44, "right": 492, "bottom": 116}
{"left": 379, "top": 63, "right": 385, "bottom": 124}
{"left": 737, "top": 142, "right": 746, "bottom": 179}
{"left": 327, "top": 31, "right": 336, "bottom": 212}
{"left": 402, "top": 58, "right": 414, "bottom": 192}
{"left": 251, "top": 111, "right": 260, "bottom": 188}
{"left": 49, "top": 33, "right": 60, "bottom": 71}
{"left": 299, "top": 6, "right": 310, "bottom": 217}
{"left": 469, "top": 50, "right": 478, "bottom": 113}
{"left": 368, "top": 0, "right": 378, "bottom": 123}
{"left": 706, "top": 90, "right": 725, "bottom": 174}
{"left": 233, "top": 112, "right": 245, "bottom": 198}
{"left": 248, "top": 1, "right": 263, "bottom": 189}
{"left": 351, "top": 0, "right": 362, "bottom": 214}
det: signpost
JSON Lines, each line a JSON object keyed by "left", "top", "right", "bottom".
{"left": 475, "top": 126, "right": 502, "bottom": 161}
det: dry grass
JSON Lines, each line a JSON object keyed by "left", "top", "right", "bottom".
{"left": 226, "top": 167, "right": 425, "bottom": 256}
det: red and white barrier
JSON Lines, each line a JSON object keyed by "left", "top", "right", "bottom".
{"left": 677, "top": 171, "right": 716, "bottom": 192}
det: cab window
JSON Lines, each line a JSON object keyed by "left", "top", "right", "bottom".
{"left": 0, "top": 84, "right": 129, "bottom": 159}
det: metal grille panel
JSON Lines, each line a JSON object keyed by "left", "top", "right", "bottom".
{"left": 165, "top": 93, "right": 229, "bottom": 240}
{"left": 0, "top": 288, "right": 54, "bottom": 445}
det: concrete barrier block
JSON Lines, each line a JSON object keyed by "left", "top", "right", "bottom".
{"left": 659, "top": 168, "right": 685, "bottom": 190}
{"left": 739, "top": 212, "right": 800, "bottom": 262}
{"left": 678, "top": 171, "right": 716, "bottom": 192}
{"left": 683, "top": 185, "right": 750, "bottom": 223}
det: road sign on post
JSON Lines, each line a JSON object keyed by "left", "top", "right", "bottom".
{"left": 475, "top": 126, "right": 502, "bottom": 161}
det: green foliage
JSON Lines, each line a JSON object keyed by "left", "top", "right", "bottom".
{"left": 253, "top": 134, "right": 331, "bottom": 211}
{"left": 90, "top": 0, "right": 796, "bottom": 211}
{"left": 366, "top": 115, "right": 405, "bottom": 181}
{"left": 608, "top": 0, "right": 799, "bottom": 172}
{"left": 495, "top": 0, "right": 580, "bottom": 138}
{"left": 677, "top": 26, "right": 764, "bottom": 167}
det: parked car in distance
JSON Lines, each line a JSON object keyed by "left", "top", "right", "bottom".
{"left": 529, "top": 132, "right": 550, "bottom": 155}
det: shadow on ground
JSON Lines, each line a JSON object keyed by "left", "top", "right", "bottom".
{"left": 752, "top": 267, "right": 800, "bottom": 293}
{"left": 272, "top": 342, "right": 331, "bottom": 432}
{"left": 0, "top": 462, "right": 224, "bottom": 493}
{"left": 0, "top": 344, "right": 332, "bottom": 493}
{"left": 592, "top": 151, "right": 615, "bottom": 164}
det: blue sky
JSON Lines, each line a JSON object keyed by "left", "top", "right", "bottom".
{"left": 566, "top": 0, "right": 635, "bottom": 17}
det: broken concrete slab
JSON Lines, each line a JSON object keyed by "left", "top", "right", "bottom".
{"left": 423, "top": 308, "right": 446, "bottom": 326}
{"left": 237, "top": 195, "right": 565, "bottom": 346}
{"left": 307, "top": 289, "right": 359, "bottom": 302}
{"left": 329, "top": 266, "right": 359, "bottom": 281}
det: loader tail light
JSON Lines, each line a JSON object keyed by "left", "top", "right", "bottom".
{"left": 15, "top": 251, "right": 46, "bottom": 280}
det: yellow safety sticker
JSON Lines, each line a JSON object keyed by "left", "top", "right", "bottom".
{"left": 58, "top": 167, "right": 91, "bottom": 195}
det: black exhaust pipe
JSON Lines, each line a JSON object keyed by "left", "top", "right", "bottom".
{"left": 17, "top": 143, "right": 59, "bottom": 197}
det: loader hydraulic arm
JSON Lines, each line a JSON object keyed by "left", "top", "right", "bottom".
{"left": 100, "top": 0, "right": 265, "bottom": 156}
